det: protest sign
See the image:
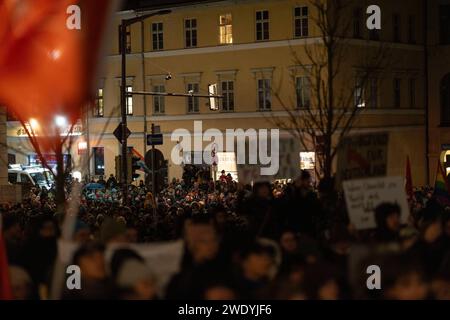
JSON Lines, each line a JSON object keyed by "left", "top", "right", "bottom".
{"left": 58, "top": 240, "right": 184, "bottom": 296}
{"left": 336, "top": 132, "right": 389, "bottom": 186}
{"left": 342, "top": 176, "right": 409, "bottom": 230}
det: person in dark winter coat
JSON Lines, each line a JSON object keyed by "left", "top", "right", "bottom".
{"left": 282, "top": 171, "right": 321, "bottom": 237}
{"left": 19, "top": 215, "right": 58, "bottom": 289}
{"left": 372, "top": 203, "right": 402, "bottom": 243}
{"left": 63, "top": 242, "right": 113, "bottom": 300}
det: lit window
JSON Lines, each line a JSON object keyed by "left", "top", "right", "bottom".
{"left": 355, "top": 77, "right": 366, "bottom": 108}
{"left": 219, "top": 14, "right": 233, "bottom": 44}
{"left": 119, "top": 25, "right": 131, "bottom": 54}
{"left": 126, "top": 86, "right": 133, "bottom": 115}
{"left": 94, "top": 88, "right": 104, "bottom": 117}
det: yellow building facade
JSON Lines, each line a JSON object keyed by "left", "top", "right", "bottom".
{"left": 7, "top": 0, "right": 431, "bottom": 185}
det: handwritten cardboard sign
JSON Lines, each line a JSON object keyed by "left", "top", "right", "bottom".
{"left": 343, "top": 176, "right": 409, "bottom": 230}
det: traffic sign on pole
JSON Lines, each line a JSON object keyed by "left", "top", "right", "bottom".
{"left": 147, "top": 133, "right": 163, "bottom": 146}
{"left": 113, "top": 123, "right": 131, "bottom": 143}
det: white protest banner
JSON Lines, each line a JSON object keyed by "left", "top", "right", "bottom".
{"left": 342, "top": 176, "right": 409, "bottom": 230}
{"left": 58, "top": 240, "right": 184, "bottom": 296}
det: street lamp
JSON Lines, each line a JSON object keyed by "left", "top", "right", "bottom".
{"left": 54, "top": 115, "right": 67, "bottom": 128}
{"left": 29, "top": 118, "right": 39, "bottom": 130}
{"left": 120, "top": 9, "right": 171, "bottom": 202}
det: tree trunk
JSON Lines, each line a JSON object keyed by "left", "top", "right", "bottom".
{"left": 324, "top": 40, "right": 334, "bottom": 181}
{"left": 55, "top": 143, "right": 66, "bottom": 213}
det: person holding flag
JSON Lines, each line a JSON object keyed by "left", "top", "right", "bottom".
{"left": 433, "top": 159, "right": 450, "bottom": 206}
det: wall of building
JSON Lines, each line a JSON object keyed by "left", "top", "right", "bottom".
{"left": 6, "top": 0, "right": 429, "bottom": 185}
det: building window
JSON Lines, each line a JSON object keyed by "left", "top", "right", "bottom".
{"left": 94, "top": 88, "right": 104, "bottom": 117}
{"left": 369, "top": 78, "right": 378, "bottom": 108}
{"left": 294, "top": 7, "right": 308, "bottom": 38}
{"left": 93, "top": 147, "right": 105, "bottom": 176}
{"left": 409, "top": 78, "right": 416, "bottom": 108}
{"left": 354, "top": 77, "right": 365, "bottom": 108}
{"left": 440, "top": 5, "right": 450, "bottom": 44}
{"left": 393, "top": 14, "right": 401, "bottom": 42}
{"left": 296, "top": 76, "right": 310, "bottom": 108}
{"left": 408, "top": 15, "right": 416, "bottom": 44}
{"left": 256, "top": 10, "right": 269, "bottom": 41}
{"left": 8, "top": 153, "right": 16, "bottom": 165}
{"left": 258, "top": 79, "right": 271, "bottom": 110}
{"left": 187, "top": 83, "right": 199, "bottom": 113}
{"left": 126, "top": 85, "right": 133, "bottom": 115}
{"left": 353, "top": 7, "right": 363, "bottom": 39}
{"left": 185, "top": 19, "right": 197, "bottom": 48}
{"left": 153, "top": 85, "right": 165, "bottom": 114}
{"left": 441, "top": 74, "right": 450, "bottom": 124}
{"left": 219, "top": 14, "right": 233, "bottom": 44}
{"left": 369, "top": 29, "right": 380, "bottom": 41}
{"left": 119, "top": 25, "right": 131, "bottom": 54}
{"left": 152, "top": 22, "right": 164, "bottom": 50}
{"left": 6, "top": 107, "right": 18, "bottom": 121}
{"left": 221, "top": 81, "right": 234, "bottom": 111}
{"left": 393, "top": 78, "right": 401, "bottom": 108}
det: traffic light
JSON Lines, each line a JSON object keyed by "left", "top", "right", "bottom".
{"left": 131, "top": 155, "right": 141, "bottom": 181}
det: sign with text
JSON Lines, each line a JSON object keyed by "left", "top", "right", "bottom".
{"left": 147, "top": 133, "right": 163, "bottom": 146}
{"left": 337, "top": 132, "right": 389, "bottom": 185}
{"left": 300, "top": 152, "right": 315, "bottom": 170}
{"left": 343, "top": 176, "right": 409, "bottom": 230}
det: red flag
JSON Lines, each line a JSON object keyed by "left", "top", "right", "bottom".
{"left": 405, "top": 156, "right": 414, "bottom": 201}
{"left": 0, "top": 232, "right": 13, "bottom": 300}
{"left": 0, "top": 0, "right": 116, "bottom": 151}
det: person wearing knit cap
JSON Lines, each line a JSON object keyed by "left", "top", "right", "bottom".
{"left": 73, "top": 219, "right": 91, "bottom": 244}
{"left": 9, "top": 265, "right": 33, "bottom": 300}
{"left": 99, "top": 217, "right": 127, "bottom": 244}
{"left": 115, "top": 259, "right": 157, "bottom": 300}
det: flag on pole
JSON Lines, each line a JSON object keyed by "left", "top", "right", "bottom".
{"left": 131, "top": 148, "right": 151, "bottom": 173}
{"left": 0, "top": 0, "right": 117, "bottom": 151}
{"left": 433, "top": 160, "right": 450, "bottom": 206}
{"left": 405, "top": 156, "right": 414, "bottom": 201}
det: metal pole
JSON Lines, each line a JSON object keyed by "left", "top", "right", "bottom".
{"left": 120, "top": 21, "right": 128, "bottom": 203}
{"left": 151, "top": 123, "right": 157, "bottom": 219}
{"left": 423, "top": 0, "right": 430, "bottom": 184}
{"left": 130, "top": 91, "right": 223, "bottom": 98}
{"left": 141, "top": 20, "right": 148, "bottom": 156}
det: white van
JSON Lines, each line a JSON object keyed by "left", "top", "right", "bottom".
{"left": 8, "top": 164, "right": 54, "bottom": 190}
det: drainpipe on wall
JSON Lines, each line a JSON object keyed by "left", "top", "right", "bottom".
{"left": 85, "top": 103, "right": 91, "bottom": 181}
{"left": 424, "top": 0, "right": 430, "bottom": 185}
{"left": 141, "top": 20, "right": 148, "bottom": 155}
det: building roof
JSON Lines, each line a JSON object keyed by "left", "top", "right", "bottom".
{"left": 123, "top": 0, "right": 223, "bottom": 11}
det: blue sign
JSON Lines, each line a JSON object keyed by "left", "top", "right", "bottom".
{"left": 147, "top": 133, "right": 163, "bottom": 146}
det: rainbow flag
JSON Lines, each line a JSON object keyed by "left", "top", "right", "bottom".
{"left": 131, "top": 148, "right": 150, "bottom": 173}
{"left": 434, "top": 160, "right": 450, "bottom": 205}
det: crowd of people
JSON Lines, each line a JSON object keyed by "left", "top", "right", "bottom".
{"left": 1, "top": 169, "right": 450, "bottom": 300}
